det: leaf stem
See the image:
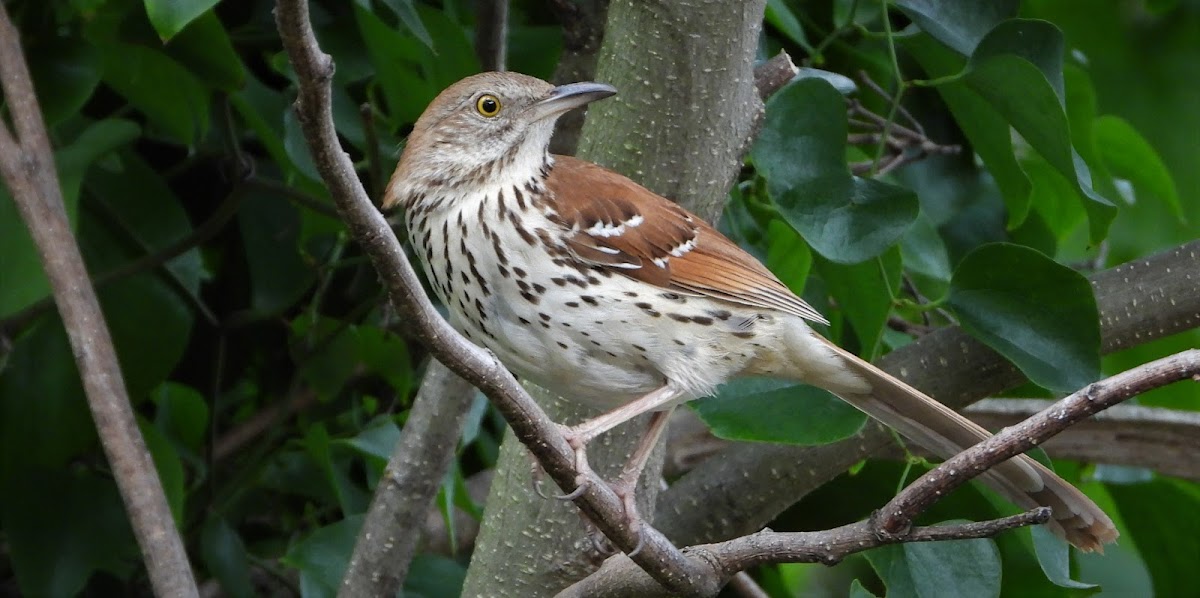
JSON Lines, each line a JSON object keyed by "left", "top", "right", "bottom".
{"left": 871, "top": 0, "right": 907, "bottom": 176}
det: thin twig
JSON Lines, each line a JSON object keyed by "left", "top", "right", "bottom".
{"left": 0, "top": 5, "right": 197, "bottom": 596}
{"left": 273, "top": 1, "right": 706, "bottom": 593}
{"left": 360, "top": 103, "right": 384, "bottom": 201}
{"left": 877, "top": 349, "right": 1200, "bottom": 534}
{"left": 653, "top": 241, "right": 1200, "bottom": 555}
{"left": 0, "top": 183, "right": 248, "bottom": 337}
{"left": 965, "top": 399, "right": 1200, "bottom": 482}
{"left": 564, "top": 352, "right": 1199, "bottom": 596}
{"left": 558, "top": 510, "right": 1050, "bottom": 597}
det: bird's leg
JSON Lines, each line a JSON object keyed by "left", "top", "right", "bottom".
{"left": 561, "top": 385, "right": 682, "bottom": 449}
{"left": 554, "top": 385, "right": 681, "bottom": 494}
{"left": 547, "top": 386, "right": 681, "bottom": 556}
{"left": 609, "top": 407, "right": 674, "bottom": 557}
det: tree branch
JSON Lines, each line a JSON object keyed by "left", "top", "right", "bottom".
{"left": 665, "top": 400, "right": 1200, "bottom": 482}
{"left": 339, "top": 361, "right": 477, "bottom": 596}
{"left": 965, "top": 399, "right": 1200, "bottom": 482}
{"left": 566, "top": 351, "right": 1199, "bottom": 596}
{"left": 876, "top": 349, "right": 1200, "bottom": 536}
{"left": 273, "top": 1, "right": 708, "bottom": 593}
{"left": 562, "top": 510, "right": 1051, "bottom": 597}
{"left": 474, "top": 0, "right": 508, "bottom": 72}
{"left": 547, "top": 0, "right": 610, "bottom": 155}
{"left": 0, "top": 5, "right": 197, "bottom": 597}
{"left": 655, "top": 240, "right": 1200, "bottom": 548}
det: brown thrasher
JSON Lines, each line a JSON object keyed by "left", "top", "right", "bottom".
{"left": 383, "top": 72, "right": 1117, "bottom": 552}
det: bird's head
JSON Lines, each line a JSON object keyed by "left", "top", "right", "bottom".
{"left": 385, "top": 72, "right": 616, "bottom": 209}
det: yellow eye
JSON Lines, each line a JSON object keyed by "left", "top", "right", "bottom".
{"left": 475, "top": 94, "right": 502, "bottom": 117}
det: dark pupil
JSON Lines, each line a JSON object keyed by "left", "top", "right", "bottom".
{"left": 481, "top": 98, "right": 497, "bottom": 113}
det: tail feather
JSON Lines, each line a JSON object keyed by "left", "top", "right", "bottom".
{"left": 814, "top": 336, "right": 1118, "bottom": 551}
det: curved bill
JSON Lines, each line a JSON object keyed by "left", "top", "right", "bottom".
{"left": 529, "top": 82, "right": 617, "bottom": 121}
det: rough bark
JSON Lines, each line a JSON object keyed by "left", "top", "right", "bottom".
{"left": 461, "top": 1, "right": 767, "bottom": 595}
{"left": 548, "top": 0, "right": 611, "bottom": 155}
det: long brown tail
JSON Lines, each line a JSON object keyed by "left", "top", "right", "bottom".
{"left": 815, "top": 337, "right": 1118, "bottom": 551}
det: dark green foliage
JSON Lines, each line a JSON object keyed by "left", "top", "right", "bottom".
{"left": 0, "top": 0, "right": 1196, "bottom": 596}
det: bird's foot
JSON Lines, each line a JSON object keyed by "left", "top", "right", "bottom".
{"left": 527, "top": 424, "right": 647, "bottom": 557}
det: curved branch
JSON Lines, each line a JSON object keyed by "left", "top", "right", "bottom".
{"left": 964, "top": 399, "right": 1200, "bottom": 481}
{"left": 664, "top": 400, "right": 1200, "bottom": 482}
{"left": 0, "top": 5, "right": 197, "bottom": 597}
{"left": 877, "top": 349, "right": 1200, "bottom": 536}
{"left": 562, "top": 510, "right": 1051, "bottom": 598}
{"left": 655, "top": 240, "right": 1200, "bottom": 548}
{"left": 273, "top": 1, "right": 707, "bottom": 593}
{"left": 566, "top": 351, "right": 1200, "bottom": 597}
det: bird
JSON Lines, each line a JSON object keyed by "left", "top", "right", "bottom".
{"left": 382, "top": 71, "right": 1118, "bottom": 553}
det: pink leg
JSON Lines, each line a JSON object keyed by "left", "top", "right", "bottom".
{"left": 610, "top": 407, "right": 674, "bottom": 557}
{"left": 562, "top": 385, "right": 682, "bottom": 447}
{"left": 555, "top": 385, "right": 681, "bottom": 499}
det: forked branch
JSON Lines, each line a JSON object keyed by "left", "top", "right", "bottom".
{"left": 564, "top": 350, "right": 1199, "bottom": 596}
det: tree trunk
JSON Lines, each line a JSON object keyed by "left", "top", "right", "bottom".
{"left": 461, "top": 1, "right": 767, "bottom": 595}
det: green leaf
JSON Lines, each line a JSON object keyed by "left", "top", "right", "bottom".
{"left": 765, "top": 0, "right": 811, "bottom": 50}
{"left": 754, "top": 79, "right": 918, "bottom": 263}
{"left": 2, "top": 469, "right": 139, "bottom": 596}
{"left": 969, "top": 19, "right": 1066, "bottom": 100}
{"left": 353, "top": 326, "right": 413, "bottom": 395}
{"left": 1093, "top": 115, "right": 1183, "bottom": 221}
{"left": 238, "top": 192, "right": 317, "bottom": 315}
{"left": 57, "top": 119, "right": 143, "bottom": 209}
{"left": 97, "top": 42, "right": 209, "bottom": 144}
{"left": 692, "top": 378, "right": 866, "bottom": 445}
{"left": 1024, "top": 157, "right": 1086, "bottom": 242}
{"left": 1076, "top": 537, "right": 1154, "bottom": 596}
{"left": 201, "top": 519, "right": 255, "bottom": 598}
{"left": 152, "top": 382, "right": 210, "bottom": 452}
{"left": 161, "top": 10, "right": 245, "bottom": 91}
{"left": 900, "top": 214, "right": 951, "bottom": 296}
{"left": 0, "top": 321, "right": 93, "bottom": 472}
{"left": 905, "top": 536, "right": 1002, "bottom": 597}
{"left": 83, "top": 153, "right": 201, "bottom": 398}
{"left": 291, "top": 316, "right": 360, "bottom": 401}
{"left": 28, "top": 38, "right": 102, "bottom": 126}
{"left": 1030, "top": 524, "right": 1096, "bottom": 589}
{"left": 754, "top": 79, "right": 846, "bottom": 192}
{"left": 377, "top": 0, "right": 434, "bottom": 49}
{"left": 1108, "top": 479, "right": 1200, "bottom": 597}
{"left": 961, "top": 20, "right": 1116, "bottom": 240}
{"left": 902, "top": 34, "right": 1032, "bottom": 230}
{"left": 143, "top": 0, "right": 221, "bottom": 41}
{"left": 231, "top": 73, "right": 292, "bottom": 175}
{"left": 778, "top": 177, "right": 919, "bottom": 264}
{"left": 0, "top": 119, "right": 140, "bottom": 318}
{"left": 867, "top": 530, "right": 1001, "bottom": 598}
{"left": 849, "top": 578, "right": 877, "bottom": 598}
{"left": 893, "top": 0, "right": 1019, "bottom": 56}
{"left": 814, "top": 247, "right": 902, "bottom": 359}
{"left": 764, "top": 219, "right": 814, "bottom": 297}
{"left": 340, "top": 421, "right": 402, "bottom": 462}
{"left": 405, "top": 554, "right": 468, "bottom": 598}
{"left": 948, "top": 243, "right": 1100, "bottom": 392}
{"left": 283, "top": 515, "right": 364, "bottom": 596}
{"left": 303, "top": 424, "right": 369, "bottom": 515}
